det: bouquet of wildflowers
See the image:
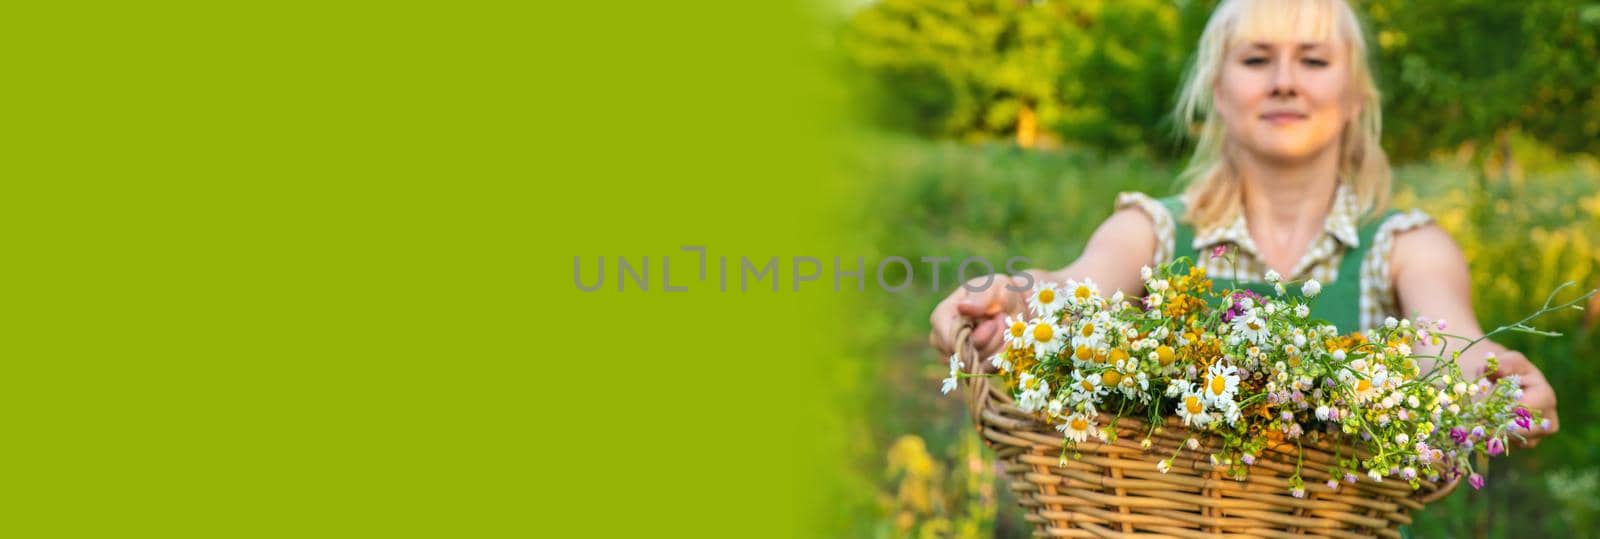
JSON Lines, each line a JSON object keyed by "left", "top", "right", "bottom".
{"left": 942, "top": 258, "right": 1587, "bottom": 497}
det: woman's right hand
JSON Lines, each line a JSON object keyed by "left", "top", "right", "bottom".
{"left": 929, "top": 273, "right": 1034, "bottom": 359}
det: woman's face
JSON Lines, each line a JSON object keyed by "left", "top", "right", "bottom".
{"left": 1213, "top": 36, "right": 1361, "bottom": 164}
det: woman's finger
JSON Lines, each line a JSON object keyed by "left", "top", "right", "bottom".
{"left": 972, "top": 316, "right": 998, "bottom": 344}
{"left": 929, "top": 296, "right": 964, "bottom": 355}
{"left": 974, "top": 317, "right": 1005, "bottom": 355}
{"left": 956, "top": 300, "right": 991, "bottom": 318}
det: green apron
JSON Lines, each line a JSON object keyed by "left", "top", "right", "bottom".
{"left": 1156, "top": 196, "right": 1397, "bottom": 334}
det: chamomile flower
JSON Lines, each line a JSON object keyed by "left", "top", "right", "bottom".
{"left": 1178, "top": 388, "right": 1212, "bottom": 428}
{"left": 1066, "top": 278, "right": 1100, "bottom": 307}
{"left": 1001, "top": 314, "right": 1030, "bottom": 350}
{"left": 1017, "top": 374, "right": 1050, "bottom": 413}
{"left": 1030, "top": 283, "right": 1065, "bottom": 317}
{"left": 1221, "top": 400, "right": 1242, "bottom": 426}
{"left": 1027, "top": 320, "right": 1065, "bottom": 356}
{"left": 1202, "top": 363, "right": 1241, "bottom": 405}
{"left": 1301, "top": 279, "right": 1322, "bottom": 297}
{"left": 1130, "top": 371, "right": 1153, "bottom": 403}
{"left": 1058, "top": 412, "right": 1095, "bottom": 443}
{"left": 1074, "top": 317, "right": 1104, "bottom": 342}
{"left": 1347, "top": 368, "right": 1387, "bottom": 403}
{"left": 1154, "top": 344, "right": 1176, "bottom": 366}
{"left": 1232, "top": 313, "right": 1270, "bottom": 345}
{"left": 989, "top": 353, "right": 1012, "bottom": 373}
{"left": 1165, "top": 379, "right": 1194, "bottom": 398}
{"left": 1069, "top": 370, "right": 1108, "bottom": 404}
{"left": 1099, "top": 362, "right": 1127, "bottom": 389}
{"left": 941, "top": 353, "right": 963, "bottom": 394}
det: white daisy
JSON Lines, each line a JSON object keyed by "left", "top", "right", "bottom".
{"left": 1165, "top": 379, "right": 1194, "bottom": 398}
{"left": 1026, "top": 320, "right": 1065, "bottom": 357}
{"left": 1202, "top": 363, "right": 1241, "bottom": 405}
{"left": 1301, "top": 279, "right": 1322, "bottom": 297}
{"left": 1232, "top": 313, "right": 1270, "bottom": 346}
{"left": 1222, "top": 400, "right": 1242, "bottom": 426}
{"left": 1066, "top": 278, "right": 1101, "bottom": 307}
{"left": 1030, "top": 282, "right": 1064, "bottom": 317}
{"left": 1058, "top": 412, "right": 1096, "bottom": 443}
{"left": 1001, "top": 314, "right": 1030, "bottom": 350}
{"left": 1346, "top": 367, "right": 1387, "bottom": 403}
{"left": 1072, "top": 318, "right": 1105, "bottom": 352}
{"left": 941, "top": 353, "right": 963, "bottom": 394}
{"left": 1017, "top": 374, "right": 1050, "bottom": 413}
{"left": 989, "top": 353, "right": 1012, "bottom": 373}
{"left": 1069, "top": 370, "right": 1108, "bottom": 405}
{"left": 1177, "top": 388, "right": 1212, "bottom": 428}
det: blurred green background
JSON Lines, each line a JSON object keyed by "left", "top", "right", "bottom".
{"left": 826, "top": 1, "right": 1600, "bottom": 537}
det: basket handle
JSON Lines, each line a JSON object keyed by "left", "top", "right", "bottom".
{"left": 954, "top": 324, "right": 991, "bottom": 430}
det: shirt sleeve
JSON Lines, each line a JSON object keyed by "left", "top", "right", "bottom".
{"left": 1360, "top": 209, "right": 1436, "bottom": 331}
{"left": 1115, "top": 191, "right": 1176, "bottom": 268}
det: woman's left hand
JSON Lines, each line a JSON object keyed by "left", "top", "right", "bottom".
{"left": 1490, "top": 350, "right": 1559, "bottom": 447}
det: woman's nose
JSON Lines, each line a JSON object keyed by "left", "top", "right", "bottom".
{"left": 1270, "top": 57, "right": 1298, "bottom": 97}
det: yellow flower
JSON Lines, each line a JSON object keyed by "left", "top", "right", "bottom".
{"left": 1156, "top": 345, "right": 1175, "bottom": 366}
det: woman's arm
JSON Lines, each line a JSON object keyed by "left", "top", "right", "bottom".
{"left": 1030, "top": 206, "right": 1160, "bottom": 299}
{"left": 929, "top": 207, "right": 1157, "bottom": 357}
{"left": 1391, "top": 224, "right": 1559, "bottom": 446}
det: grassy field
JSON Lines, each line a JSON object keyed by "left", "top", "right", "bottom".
{"left": 838, "top": 134, "right": 1600, "bottom": 538}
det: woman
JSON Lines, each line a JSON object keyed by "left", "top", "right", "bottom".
{"left": 927, "top": 0, "right": 1557, "bottom": 446}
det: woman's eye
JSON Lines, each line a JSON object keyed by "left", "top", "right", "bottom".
{"left": 1302, "top": 58, "right": 1329, "bottom": 68}
{"left": 1243, "top": 57, "right": 1268, "bottom": 66}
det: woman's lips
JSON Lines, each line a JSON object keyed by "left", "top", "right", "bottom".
{"left": 1261, "top": 112, "right": 1307, "bottom": 125}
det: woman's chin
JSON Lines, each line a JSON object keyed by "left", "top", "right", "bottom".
{"left": 1245, "top": 138, "right": 1329, "bottom": 163}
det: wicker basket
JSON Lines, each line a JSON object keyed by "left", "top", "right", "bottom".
{"left": 953, "top": 326, "right": 1459, "bottom": 538}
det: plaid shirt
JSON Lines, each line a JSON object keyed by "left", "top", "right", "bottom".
{"left": 1117, "top": 187, "right": 1433, "bottom": 331}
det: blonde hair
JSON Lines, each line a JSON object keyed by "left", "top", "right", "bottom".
{"left": 1172, "top": 0, "right": 1390, "bottom": 231}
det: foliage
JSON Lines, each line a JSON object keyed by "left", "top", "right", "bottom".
{"left": 843, "top": 0, "right": 1600, "bottom": 161}
{"left": 874, "top": 433, "right": 998, "bottom": 538}
{"left": 1366, "top": 0, "right": 1600, "bottom": 160}
{"left": 842, "top": 0, "right": 1190, "bottom": 153}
